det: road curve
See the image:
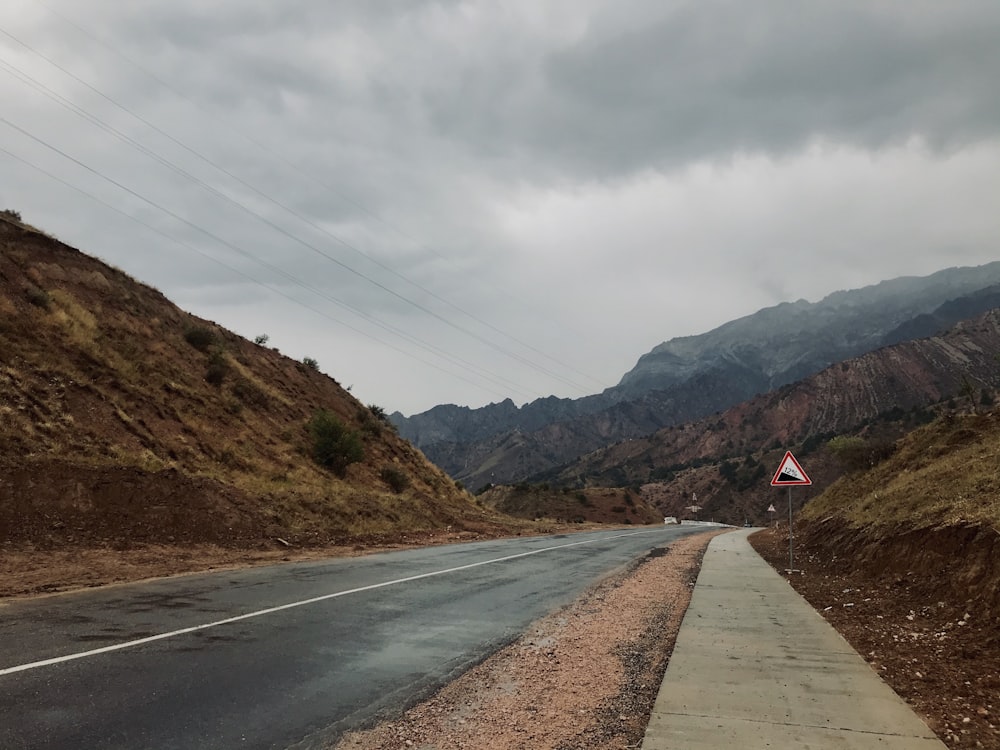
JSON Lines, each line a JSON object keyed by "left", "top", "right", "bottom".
{"left": 0, "top": 526, "right": 706, "bottom": 749}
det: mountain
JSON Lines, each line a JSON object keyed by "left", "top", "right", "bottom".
{"left": 0, "top": 215, "right": 514, "bottom": 552}
{"left": 547, "top": 308, "right": 1000, "bottom": 488}
{"left": 614, "top": 267, "right": 1000, "bottom": 399}
{"left": 394, "top": 263, "right": 1000, "bottom": 489}
{"left": 537, "top": 308, "right": 1000, "bottom": 528}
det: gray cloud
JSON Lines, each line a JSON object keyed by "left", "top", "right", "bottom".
{"left": 2, "top": 0, "right": 998, "bottom": 414}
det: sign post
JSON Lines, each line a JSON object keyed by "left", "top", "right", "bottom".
{"left": 770, "top": 451, "right": 812, "bottom": 572}
{"left": 686, "top": 492, "right": 701, "bottom": 520}
{"left": 767, "top": 503, "right": 776, "bottom": 527}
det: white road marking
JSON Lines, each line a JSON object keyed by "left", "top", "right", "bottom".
{"left": 1, "top": 529, "right": 669, "bottom": 676}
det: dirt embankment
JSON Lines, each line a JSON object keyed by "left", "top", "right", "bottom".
{"left": 751, "top": 524, "right": 1000, "bottom": 749}
{"left": 800, "top": 517, "right": 1000, "bottom": 617}
{"left": 0, "top": 459, "right": 266, "bottom": 548}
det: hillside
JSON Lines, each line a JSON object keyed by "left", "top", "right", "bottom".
{"left": 749, "top": 412, "right": 1000, "bottom": 748}
{"left": 797, "top": 409, "right": 1000, "bottom": 611}
{"left": 0, "top": 216, "right": 521, "bottom": 563}
{"left": 394, "top": 264, "right": 1000, "bottom": 487}
{"left": 477, "top": 484, "right": 662, "bottom": 525}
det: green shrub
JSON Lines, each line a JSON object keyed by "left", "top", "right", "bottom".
{"left": 368, "top": 404, "right": 389, "bottom": 423}
{"left": 380, "top": 466, "right": 410, "bottom": 493}
{"left": 303, "top": 356, "right": 319, "bottom": 371}
{"left": 308, "top": 409, "right": 364, "bottom": 476}
{"left": 253, "top": 334, "right": 269, "bottom": 345}
{"left": 184, "top": 326, "right": 216, "bottom": 351}
{"left": 25, "top": 285, "right": 50, "bottom": 309}
{"left": 205, "top": 349, "right": 229, "bottom": 386}
{"left": 231, "top": 378, "right": 270, "bottom": 409}
{"left": 828, "top": 435, "right": 896, "bottom": 472}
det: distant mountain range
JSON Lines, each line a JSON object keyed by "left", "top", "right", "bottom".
{"left": 392, "top": 264, "right": 1000, "bottom": 489}
{"left": 548, "top": 307, "right": 1000, "bottom": 490}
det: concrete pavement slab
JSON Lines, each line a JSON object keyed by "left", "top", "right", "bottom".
{"left": 641, "top": 529, "right": 946, "bottom": 749}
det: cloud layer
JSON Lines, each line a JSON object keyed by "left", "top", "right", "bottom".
{"left": 2, "top": 0, "right": 998, "bottom": 414}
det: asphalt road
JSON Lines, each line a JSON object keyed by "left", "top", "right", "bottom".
{"left": 0, "top": 525, "right": 706, "bottom": 750}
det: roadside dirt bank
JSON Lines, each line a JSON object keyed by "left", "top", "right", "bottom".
{"left": 750, "top": 524, "right": 1000, "bottom": 750}
{"left": 0, "top": 530, "right": 535, "bottom": 600}
{"left": 0, "top": 523, "right": 643, "bottom": 601}
{"left": 330, "top": 530, "right": 726, "bottom": 750}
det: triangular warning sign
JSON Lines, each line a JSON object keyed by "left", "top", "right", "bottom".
{"left": 770, "top": 451, "right": 812, "bottom": 486}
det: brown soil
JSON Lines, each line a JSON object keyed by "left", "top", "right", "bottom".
{"left": 750, "top": 525, "right": 1000, "bottom": 749}
{"left": 479, "top": 484, "right": 662, "bottom": 525}
{"left": 331, "top": 530, "right": 725, "bottom": 750}
{"left": 0, "top": 522, "right": 646, "bottom": 600}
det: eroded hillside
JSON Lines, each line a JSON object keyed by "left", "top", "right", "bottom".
{"left": 550, "top": 309, "right": 1000, "bottom": 489}
{"left": 798, "top": 409, "right": 1000, "bottom": 613}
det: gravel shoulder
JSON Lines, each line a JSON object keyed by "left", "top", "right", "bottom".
{"left": 331, "top": 529, "right": 726, "bottom": 750}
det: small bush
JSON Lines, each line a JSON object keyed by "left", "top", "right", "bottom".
{"left": 253, "top": 334, "right": 269, "bottom": 345}
{"left": 368, "top": 404, "right": 389, "bottom": 423}
{"left": 828, "top": 435, "right": 896, "bottom": 472}
{"left": 184, "top": 326, "right": 216, "bottom": 351}
{"left": 205, "top": 349, "right": 229, "bottom": 386}
{"left": 308, "top": 409, "right": 364, "bottom": 476}
{"left": 303, "top": 356, "right": 319, "bottom": 371}
{"left": 25, "top": 284, "right": 50, "bottom": 309}
{"left": 380, "top": 466, "right": 410, "bottom": 493}
{"left": 2, "top": 209, "right": 22, "bottom": 222}
{"left": 356, "top": 406, "right": 388, "bottom": 438}
{"left": 232, "top": 378, "right": 270, "bottom": 409}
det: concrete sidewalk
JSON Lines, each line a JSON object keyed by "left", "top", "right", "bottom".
{"left": 641, "top": 529, "right": 946, "bottom": 749}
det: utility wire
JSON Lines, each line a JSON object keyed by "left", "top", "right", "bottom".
{"left": 0, "top": 58, "right": 540, "bottom": 397}
{"left": 0, "top": 118, "right": 541, "bottom": 401}
{"left": 0, "top": 144, "right": 524, "bottom": 402}
{"left": 0, "top": 21, "right": 600, "bottom": 396}
{"left": 33, "top": 0, "right": 606, "bottom": 391}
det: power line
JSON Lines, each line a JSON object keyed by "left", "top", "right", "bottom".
{"left": 0, "top": 144, "right": 525, "bottom": 402}
{"left": 0, "top": 19, "right": 603, "bottom": 396}
{"left": 0, "top": 120, "right": 542, "bottom": 401}
{"left": 33, "top": 0, "right": 607, "bottom": 391}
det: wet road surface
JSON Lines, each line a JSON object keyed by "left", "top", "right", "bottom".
{"left": 1, "top": 526, "right": 705, "bottom": 749}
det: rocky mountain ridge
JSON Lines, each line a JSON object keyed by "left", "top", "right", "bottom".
{"left": 393, "top": 264, "right": 1000, "bottom": 489}
{"left": 549, "top": 308, "right": 1000, "bottom": 490}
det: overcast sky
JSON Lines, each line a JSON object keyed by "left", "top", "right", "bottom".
{"left": 2, "top": 1, "right": 998, "bottom": 415}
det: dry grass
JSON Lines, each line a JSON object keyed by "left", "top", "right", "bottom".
{"left": 802, "top": 411, "right": 1000, "bottom": 533}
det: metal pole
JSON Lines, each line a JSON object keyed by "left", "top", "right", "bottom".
{"left": 788, "top": 486, "right": 794, "bottom": 570}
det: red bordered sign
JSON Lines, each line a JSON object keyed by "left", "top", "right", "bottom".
{"left": 770, "top": 451, "right": 812, "bottom": 486}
